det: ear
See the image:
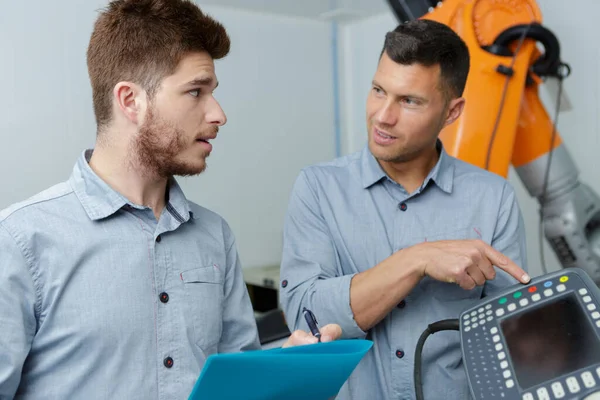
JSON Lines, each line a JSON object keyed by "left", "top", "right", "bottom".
{"left": 113, "top": 81, "right": 146, "bottom": 125}
{"left": 443, "top": 97, "right": 466, "bottom": 127}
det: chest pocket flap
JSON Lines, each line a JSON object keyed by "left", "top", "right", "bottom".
{"left": 181, "top": 266, "right": 224, "bottom": 284}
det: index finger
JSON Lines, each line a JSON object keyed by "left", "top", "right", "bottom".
{"left": 482, "top": 243, "right": 530, "bottom": 284}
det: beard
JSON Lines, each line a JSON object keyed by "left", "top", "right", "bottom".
{"left": 131, "top": 106, "right": 216, "bottom": 179}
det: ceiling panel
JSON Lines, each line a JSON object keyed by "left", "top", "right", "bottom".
{"left": 197, "top": 0, "right": 392, "bottom": 21}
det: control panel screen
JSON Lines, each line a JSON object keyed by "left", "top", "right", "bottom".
{"left": 501, "top": 294, "right": 600, "bottom": 390}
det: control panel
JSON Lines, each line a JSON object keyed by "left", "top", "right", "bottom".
{"left": 460, "top": 268, "right": 600, "bottom": 400}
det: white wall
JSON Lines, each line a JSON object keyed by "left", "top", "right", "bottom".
{"left": 0, "top": 1, "right": 336, "bottom": 269}
{"left": 339, "top": 0, "right": 600, "bottom": 278}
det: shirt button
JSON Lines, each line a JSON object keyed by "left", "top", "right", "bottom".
{"left": 397, "top": 300, "right": 406, "bottom": 309}
{"left": 399, "top": 202, "right": 407, "bottom": 211}
{"left": 156, "top": 235, "right": 162, "bottom": 243}
{"left": 281, "top": 279, "right": 288, "bottom": 288}
{"left": 164, "top": 357, "right": 174, "bottom": 368}
{"left": 396, "top": 350, "right": 405, "bottom": 359}
{"left": 159, "top": 292, "right": 169, "bottom": 303}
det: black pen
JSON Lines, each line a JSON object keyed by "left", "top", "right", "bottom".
{"left": 302, "top": 307, "right": 321, "bottom": 342}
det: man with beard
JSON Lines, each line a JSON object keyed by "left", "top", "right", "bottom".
{"left": 0, "top": 1, "right": 341, "bottom": 399}
{"left": 279, "top": 20, "right": 530, "bottom": 399}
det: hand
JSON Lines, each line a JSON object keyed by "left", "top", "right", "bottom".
{"left": 281, "top": 324, "right": 342, "bottom": 348}
{"left": 411, "top": 239, "right": 530, "bottom": 290}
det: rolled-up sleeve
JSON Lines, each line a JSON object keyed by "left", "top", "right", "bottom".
{"left": 280, "top": 170, "right": 367, "bottom": 339}
{"left": 0, "top": 224, "right": 36, "bottom": 398}
{"left": 483, "top": 181, "right": 528, "bottom": 297}
{"left": 217, "top": 223, "right": 261, "bottom": 353}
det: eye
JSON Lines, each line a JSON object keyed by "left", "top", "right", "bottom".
{"left": 189, "top": 89, "right": 200, "bottom": 97}
{"left": 372, "top": 86, "right": 382, "bottom": 94}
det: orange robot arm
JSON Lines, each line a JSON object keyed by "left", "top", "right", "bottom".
{"left": 387, "top": 0, "right": 600, "bottom": 282}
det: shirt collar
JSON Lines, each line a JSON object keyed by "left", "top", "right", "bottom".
{"left": 69, "top": 149, "right": 192, "bottom": 221}
{"left": 360, "top": 139, "right": 454, "bottom": 194}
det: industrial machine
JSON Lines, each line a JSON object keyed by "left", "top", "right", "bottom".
{"left": 385, "top": 0, "right": 600, "bottom": 283}
{"left": 382, "top": 1, "right": 600, "bottom": 399}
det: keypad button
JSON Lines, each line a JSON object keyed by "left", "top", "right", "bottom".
{"left": 519, "top": 298, "right": 529, "bottom": 307}
{"left": 532, "top": 293, "right": 541, "bottom": 302}
{"left": 584, "top": 296, "right": 592, "bottom": 303}
{"left": 496, "top": 309, "right": 505, "bottom": 317}
{"left": 566, "top": 377, "right": 580, "bottom": 393}
{"left": 536, "top": 387, "right": 550, "bottom": 400}
{"left": 556, "top": 284, "right": 566, "bottom": 292}
{"left": 507, "top": 303, "right": 516, "bottom": 312}
{"left": 580, "top": 288, "right": 589, "bottom": 295}
{"left": 582, "top": 371, "right": 596, "bottom": 388}
{"left": 544, "top": 289, "right": 554, "bottom": 297}
{"left": 490, "top": 327, "right": 498, "bottom": 335}
{"left": 551, "top": 382, "right": 565, "bottom": 398}
{"left": 506, "top": 379, "right": 514, "bottom": 388}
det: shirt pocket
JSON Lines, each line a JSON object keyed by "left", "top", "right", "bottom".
{"left": 180, "top": 265, "right": 225, "bottom": 352}
{"left": 420, "top": 227, "right": 485, "bottom": 301}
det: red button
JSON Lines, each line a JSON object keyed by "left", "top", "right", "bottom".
{"left": 528, "top": 286, "right": 537, "bottom": 293}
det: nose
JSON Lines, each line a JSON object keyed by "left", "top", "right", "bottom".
{"left": 206, "top": 96, "right": 227, "bottom": 126}
{"left": 376, "top": 102, "right": 397, "bottom": 127}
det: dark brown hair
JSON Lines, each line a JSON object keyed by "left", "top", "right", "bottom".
{"left": 381, "top": 19, "right": 470, "bottom": 100}
{"left": 87, "top": 0, "right": 230, "bottom": 130}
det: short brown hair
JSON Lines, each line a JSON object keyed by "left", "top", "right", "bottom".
{"left": 87, "top": 0, "right": 230, "bottom": 130}
{"left": 381, "top": 19, "right": 470, "bottom": 100}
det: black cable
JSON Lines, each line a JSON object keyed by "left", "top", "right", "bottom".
{"left": 414, "top": 319, "right": 460, "bottom": 400}
{"left": 539, "top": 71, "right": 566, "bottom": 275}
{"left": 485, "top": 23, "right": 533, "bottom": 170}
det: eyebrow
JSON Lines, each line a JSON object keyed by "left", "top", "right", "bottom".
{"left": 372, "top": 80, "right": 428, "bottom": 103}
{"left": 185, "top": 77, "right": 218, "bottom": 89}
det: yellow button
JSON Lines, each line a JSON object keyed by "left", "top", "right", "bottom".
{"left": 560, "top": 276, "right": 569, "bottom": 283}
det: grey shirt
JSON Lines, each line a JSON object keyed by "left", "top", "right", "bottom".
{"left": 0, "top": 150, "right": 260, "bottom": 399}
{"left": 280, "top": 142, "right": 527, "bottom": 400}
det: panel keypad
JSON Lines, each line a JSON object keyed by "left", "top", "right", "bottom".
{"left": 461, "top": 271, "right": 600, "bottom": 399}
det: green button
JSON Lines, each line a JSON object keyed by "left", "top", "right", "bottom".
{"left": 499, "top": 297, "right": 507, "bottom": 304}
{"left": 513, "top": 292, "right": 522, "bottom": 299}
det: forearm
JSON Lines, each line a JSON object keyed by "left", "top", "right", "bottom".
{"left": 350, "top": 249, "right": 424, "bottom": 331}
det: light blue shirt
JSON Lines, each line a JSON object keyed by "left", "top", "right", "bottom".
{"left": 280, "top": 142, "right": 527, "bottom": 400}
{"left": 0, "top": 150, "right": 260, "bottom": 399}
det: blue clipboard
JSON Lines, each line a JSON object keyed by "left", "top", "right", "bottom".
{"left": 188, "top": 339, "right": 373, "bottom": 400}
